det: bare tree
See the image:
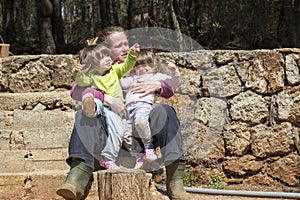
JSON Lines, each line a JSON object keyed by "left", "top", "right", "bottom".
{"left": 52, "top": 0, "right": 65, "bottom": 53}
{"left": 99, "top": 0, "right": 109, "bottom": 28}
{"left": 36, "top": 0, "right": 56, "bottom": 54}
{"left": 278, "top": 0, "right": 300, "bottom": 47}
{"left": 168, "top": 0, "right": 184, "bottom": 50}
{"left": 2, "top": 0, "right": 15, "bottom": 44}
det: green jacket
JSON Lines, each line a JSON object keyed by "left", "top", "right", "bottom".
{"left": 75, "top": 50, "right": 138, "bottom": 99}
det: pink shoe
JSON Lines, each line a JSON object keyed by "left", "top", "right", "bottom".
{"left": 82, "top": 93, "right": 95, "bottom": 117}
{"left": 134, "top": 153, "right": 145, "bottom": 169}
{"left": 145, "top": 149, "right": 157, "bottom": 161}
{"left": 101, "top": 161, "right": 120, "bottom": 169}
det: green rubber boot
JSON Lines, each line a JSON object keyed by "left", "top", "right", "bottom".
{"left": 166, "top": 160, "right": 190, "bottom": 200}
{"left": 56, "top": 160, "right": 93, "bottom": 200}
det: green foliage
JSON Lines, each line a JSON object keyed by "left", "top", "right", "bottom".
{"left": 198, "top": 29, "right": 207, "bottom": 36}
{"left": 209, "top": 175, "right": 225, "bottom": 189}
{"left": 212, "top": 22, "right": 222, "bottom": 29}
{"left": 183, "top": 170, "right": 199, "bottom": 186}
{"left": 1, "top": 0, "right": 299, "bottom": 54}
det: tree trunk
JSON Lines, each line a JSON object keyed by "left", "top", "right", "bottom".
{"left": 36, "top": 0, "right": 56, "bottom": 54}
{"left": 277, "top": 0, "right": 299, "bottom": 47}
{"left": 41, "top": 18, "right": 56, "bottom": 53}
{"left": 293, "top": 0, "right": 300, "bottom": 47}
{"left": 111, "top": 0, "right": 120, "bottom": 26}
{"left": 168, "top": 0, "right": 184, "bottom": 51}
{"left": 3, "top": 0, "right": 15, "bottom": 44}
{"left": 52, "top": 0, "right": 65, "bottom": 53}
{"left": 148, "top": 0, "right": 154, "bottom": 27}
{"left": 99, "top": 0, "right": 108, "bottom": 28}
{"left": 127, "top": 0, "right": 133, "bottom": 29}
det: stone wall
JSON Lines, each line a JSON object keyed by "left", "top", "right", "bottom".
{"left": 0, "top": 49, "right": 299, "bottom": 193}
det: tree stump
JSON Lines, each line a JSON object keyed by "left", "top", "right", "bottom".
{"left": 0, "top": 44, "right": 10, "bottom": 57}
{"left": 97, "top": 168, "right": 154, "bottom": 200}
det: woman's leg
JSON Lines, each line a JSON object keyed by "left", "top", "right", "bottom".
{"left": 57, "top": 109, "right": 107, "bottom": 199}
{"left": 149, "top": 104, "right": 189, "bottom": 199}
{"left": 149, "top": 104, "right": 184, "bottom": 166}
{"left": 67, "top": 109, "right": 108, "bottom": 168}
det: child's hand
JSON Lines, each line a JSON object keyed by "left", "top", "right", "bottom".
{"left": 130, "top": 43, "right": 140, "bottom": 53}
{"left": 165, "top": 61, "right": 177, "bottom": 71}
{"left": 73, "top": 58, "right": 83, "bottom": 73}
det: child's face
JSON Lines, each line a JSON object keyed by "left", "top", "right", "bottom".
{"left": 135, "top": 64, "right": 154, "bottom": 76}
{"left": 97, "top": 55, "right": 113, "bottom": 74}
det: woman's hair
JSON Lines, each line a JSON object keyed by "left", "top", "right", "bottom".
{"left": 78, "top": 44, "right": 110, "bottom": 74}
{"left": 96, "top": 26, "right": 125, "bottom": 47}
{"left": 134, "top": 50, "right": 160, "bottom": 73}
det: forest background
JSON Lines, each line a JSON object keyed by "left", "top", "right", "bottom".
{"left": 1, "top": 0, "right": 300, "bottom": 55}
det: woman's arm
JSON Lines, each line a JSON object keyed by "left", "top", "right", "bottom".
{"left": 160, "top": 80, "right": 175, "bottom": 98}
{"left": 130, "top": 80, "right": 174, "bottom": 98}
{"left": 70, "top": 83, "right": 105, "bottom": 102}
{"left": 70, "top": 83, "right": 128, "bottom": 118}
{"left": 103, "top": 94, "right": 128, "bottom": 119}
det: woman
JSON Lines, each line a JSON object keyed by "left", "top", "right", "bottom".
{"left": 56, "top": 26, "right": 189, "bottom": 200}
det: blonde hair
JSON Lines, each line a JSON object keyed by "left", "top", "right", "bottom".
{"left": 78, "top": 44, "right": 110, "bottom": 74}
{"left": 97, "top": 26, "right": 125, "bottom": 47}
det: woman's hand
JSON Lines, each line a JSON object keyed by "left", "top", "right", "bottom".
{"left": 104, "top": 94, "right": 128, "bottom": 119}
{"left": 131, "top": 80, "right": 161, "bottom": 98}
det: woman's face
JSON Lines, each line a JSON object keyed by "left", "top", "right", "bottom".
{"left": 108, "top": 32, "right": 129, "bottom": 64}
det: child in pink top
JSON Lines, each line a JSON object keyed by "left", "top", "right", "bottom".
{"left": 121, "top": 50, "right": 180, "bottom": 169}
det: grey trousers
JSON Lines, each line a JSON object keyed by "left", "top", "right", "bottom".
{"left": 67, "top": 104, "right": 184, "bottom": 169}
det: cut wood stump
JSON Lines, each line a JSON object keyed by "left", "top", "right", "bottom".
{"left": 98, "top": 168, "right": 154, "bottom": 200}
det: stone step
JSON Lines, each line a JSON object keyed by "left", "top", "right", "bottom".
{"left": 1, "top": 149, "right": 68, "bottom": 173}
{"left": 0, "top": 91, "right": 73, "bottom": 111}
{"left": 0, "top": 168, "right": 164, "bottom": 200}
{"left": 0, "top": 110, "right": 75, "bottom": 131}
{"left": 0, "top": 170, "right": 98, "bottom": 200}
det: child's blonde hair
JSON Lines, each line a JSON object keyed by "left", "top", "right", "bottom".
{"left": 78, "top": 44, "right": 110, "bottom": 74}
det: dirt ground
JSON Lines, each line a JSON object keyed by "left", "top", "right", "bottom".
{"left": 189, "top": 193, "right": 297, "bottom": 200}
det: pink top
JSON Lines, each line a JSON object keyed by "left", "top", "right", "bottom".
{"left": 120, "top": 68, "right": 180, "bottom": 105}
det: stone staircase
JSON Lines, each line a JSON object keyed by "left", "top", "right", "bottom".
{"left": 0, "top": 55, "right": 161, "bottom": 199}
{"left": 0, "top": 91, "right": 93, "bottom": 199}
{"left": 0, "top": 92, "right": 157, "bottom": 200}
